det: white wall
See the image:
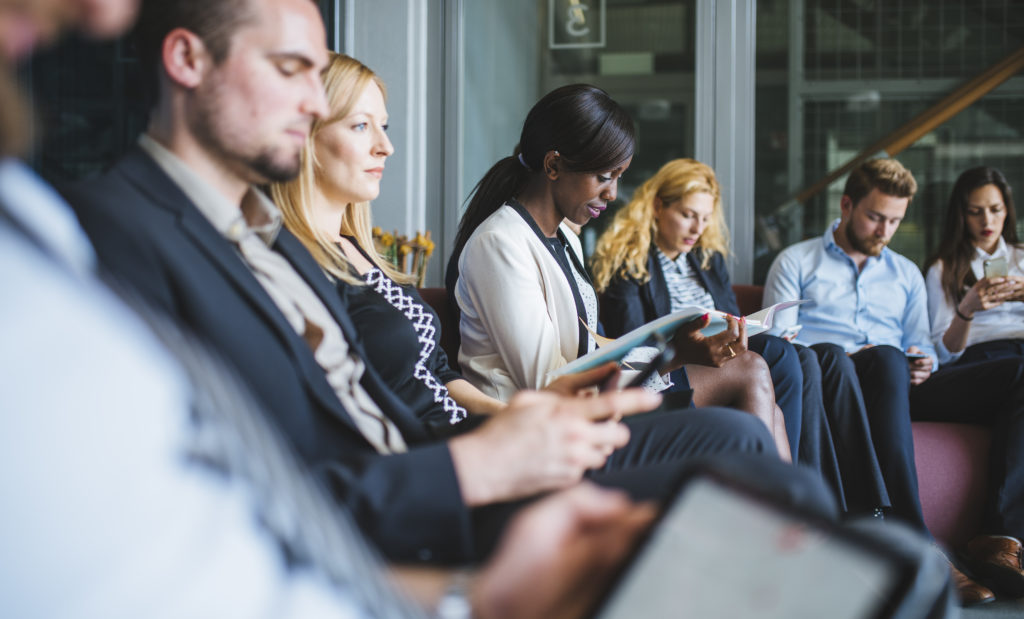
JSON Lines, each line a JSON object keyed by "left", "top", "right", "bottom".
{"left": 345, "top": 0, "right": 447, "bottom": 285}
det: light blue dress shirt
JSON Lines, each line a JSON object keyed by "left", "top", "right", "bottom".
{"left": 763, "top": 219, "right": 938, "bottom": 368}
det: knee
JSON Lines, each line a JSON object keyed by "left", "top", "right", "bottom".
{"left": 867, "top": 344, "right": 906, "bottom": 365}
{"left": 739, "top": 348, "right": 771, "bottom": 377}
{"left": 687, "top": 407, "right": 776, "bottom": 453}
{"left": 738, "top": 351, "right": 775, "bottom": 394}
{"left": 796, "top": 346, "right": 822, "bottom": 382}
{"left": 810, "top": 342, "right": 850, "bottom": 371}
{"left": 749, "top": 334, "right": 795, "bottom": 367}
{"left": 858, "top": 345, "right": 911, "bottom": 380}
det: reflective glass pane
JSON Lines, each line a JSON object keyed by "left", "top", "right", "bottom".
{"left": 755, "top": 0, "right": 1024, "bottom": 282}
{"left": 462, "top": 0, "right": 695, "bottom": 255}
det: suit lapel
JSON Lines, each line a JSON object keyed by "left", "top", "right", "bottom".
{"left": 646, "top": 245, "right": 672, "bottom": 318}
{"left": 274, "top": 231, "right": 427, "bottom": 442}
{"left": 688, "top": 251, "right": 720, "bottom": 305}
{"left": 117, "top": 148, "right": 365, "bottom": 435}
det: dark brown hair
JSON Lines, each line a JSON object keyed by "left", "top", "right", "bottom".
{"left": 134, "top": 0, "right": 257, "bottom": 107}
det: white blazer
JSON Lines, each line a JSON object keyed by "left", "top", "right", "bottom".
{"left": 455, "top": 203, "right": 585, "bottom": 400}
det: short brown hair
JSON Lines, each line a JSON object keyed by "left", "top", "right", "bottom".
{"left": 135, "top": 0, "right": 257, "bottom": 107}
{"left": 843, "top": 158, "right": 918, "bottom": 206}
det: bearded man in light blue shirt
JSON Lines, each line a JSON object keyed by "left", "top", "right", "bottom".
{"left": 765, "top": 158, "right": 1024, "bottom": 607}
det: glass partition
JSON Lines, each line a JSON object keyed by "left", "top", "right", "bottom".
{"left": 461, "top": 0, "right": 696, "bottom": 256}
{"left": 754, "top": 0, "right": 1024, "bottom": 282}
{"left": 22, "top": 1, "right": 340, "bottom": 184}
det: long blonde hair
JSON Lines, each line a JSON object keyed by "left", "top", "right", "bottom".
{"left": 270, "top": 52, "right": 413, "bottom": 285}
{"left": 591, "top": 158, "right": 729, "bottom": 293}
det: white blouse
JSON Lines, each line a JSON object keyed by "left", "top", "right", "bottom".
{"left": 925, "top": 236, "right": 1024, "bottom": 365}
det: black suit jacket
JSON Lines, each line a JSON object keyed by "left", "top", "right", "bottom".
{"left": 67, "top": 146, "right": 473, "bottom": 563}
{"left": 599, "top": 244, "right": 739, "bottom": 337}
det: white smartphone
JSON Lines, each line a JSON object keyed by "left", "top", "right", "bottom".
{"left": 984, "top": 256, "right": 1009, "bottom": 279}
{"left": 593, "top": 471, "right": 914, "bottom": 619}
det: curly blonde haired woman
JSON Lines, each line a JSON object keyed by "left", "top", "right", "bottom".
{"left": 591, "top": 159, "right": 890, "bottom": 515}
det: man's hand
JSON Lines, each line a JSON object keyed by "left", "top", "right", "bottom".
{"left": 668, "top": 314, "right": 748, "bottom": 369}
{"left": 448, "top": 389, "right": 661, "bottom": 506}
{"left": 472, "top": 483, "right": 656, "bottom": 619}
{"left": 907, "top": 345, "right": 933, "bottom": 386}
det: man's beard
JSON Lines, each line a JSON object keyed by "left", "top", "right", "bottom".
{"left": 249, "top": 149, "right": 301, "bottom": 183}
{"left": 846, "top": 223, "right": 887, "bottom": 257}
{"left": 188, "top": 82, "right": 303, "bottom": 185}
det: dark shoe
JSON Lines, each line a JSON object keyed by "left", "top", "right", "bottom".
{"left": 965, "top": 535, "right": 1024, "bottom": 598}
{"left": 950, "top": 561, "right": 996, "bottom": 606}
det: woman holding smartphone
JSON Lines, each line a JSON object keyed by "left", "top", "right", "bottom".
{"left": 924, "top": 166, "right": 1024, "bottom": 366}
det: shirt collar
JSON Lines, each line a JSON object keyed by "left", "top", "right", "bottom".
{"left": 655, "top": 246, "right": 686, "bottom": 268}
{"left": 975, "top": 235, "right": 1008, "bottom": 260}
{"left": 0, "top": 158, "right": 97, "bottom": 275}
{"left": 138, "top": 134, "right": 282, "bottom": 247}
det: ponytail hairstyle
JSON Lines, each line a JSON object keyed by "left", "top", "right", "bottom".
{"left": 924, "top": 166, "right": 1019, "bottom": 304}
{"left": 590, "top": 158, "right": 728, "bottom": 293}
{"left": 270, "top": 52, "right": 413, "bottom": 286}
{"left": 448, "top": 84, "right": 636, "bottom": 274}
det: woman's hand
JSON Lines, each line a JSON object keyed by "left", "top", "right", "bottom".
{"left": 667, "top": 314, "right": 748, "bottom": 369}
{"left": 958, "top": 276, "right": 1017, "bottom": 318}
{"left": 1005, "top": 275, "right": 1024, "bottom": 302}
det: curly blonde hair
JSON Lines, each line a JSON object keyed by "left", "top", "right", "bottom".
{"left": 270, "top": 52, "right": 413, "bottom": 286}
{"left": 591, "top": 158, "right": 729, "bottom": 293}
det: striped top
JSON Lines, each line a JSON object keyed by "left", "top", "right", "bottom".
{"left": 657, "top": 248, "right": 715, "bottom": 312}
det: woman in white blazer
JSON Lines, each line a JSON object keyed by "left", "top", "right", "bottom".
{"left": 445, "top": 84, "right": 790, "bottom": 459}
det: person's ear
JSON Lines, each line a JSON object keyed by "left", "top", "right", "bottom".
{"left": 839, "top": 194, "right": 854, "bottom": 219}
{"left": 543, "top": 150, "right": 560, "bottom": 180}
{"left": 162, "top": 28, "right": 211, "bottom": 89}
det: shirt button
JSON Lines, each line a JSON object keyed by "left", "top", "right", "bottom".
{"left": 418, "top": 548, "right": 433, "bottom": 561}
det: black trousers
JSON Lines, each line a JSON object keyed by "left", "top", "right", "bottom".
{"left": 819, "top": 343, "right": 1024, "bottom": 540}
{"left": 952, "top": 337, "right": 1024, "bottom": 366}
{"left": 803, "top": 344, "right": 892, "bottom": 519}
{"left": 751, "top": 338, "right": 854, "bottom": 513}
{"left": 472, "top": 406, "right": 839, "bottom": 558}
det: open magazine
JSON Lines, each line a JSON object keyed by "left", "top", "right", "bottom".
{"left": 550, "top": 300, "right": 807, "bottom": 377}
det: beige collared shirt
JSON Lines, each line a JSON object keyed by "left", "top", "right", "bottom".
{"left": 139, "top": 134, "right": 406, "bottom": 453}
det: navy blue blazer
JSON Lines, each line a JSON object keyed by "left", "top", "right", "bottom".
{"left": 600, "top": 244, "right": 739, "bottom": 338}
{"left": 66, "top": 146, "right": 473, "bottom": 563}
